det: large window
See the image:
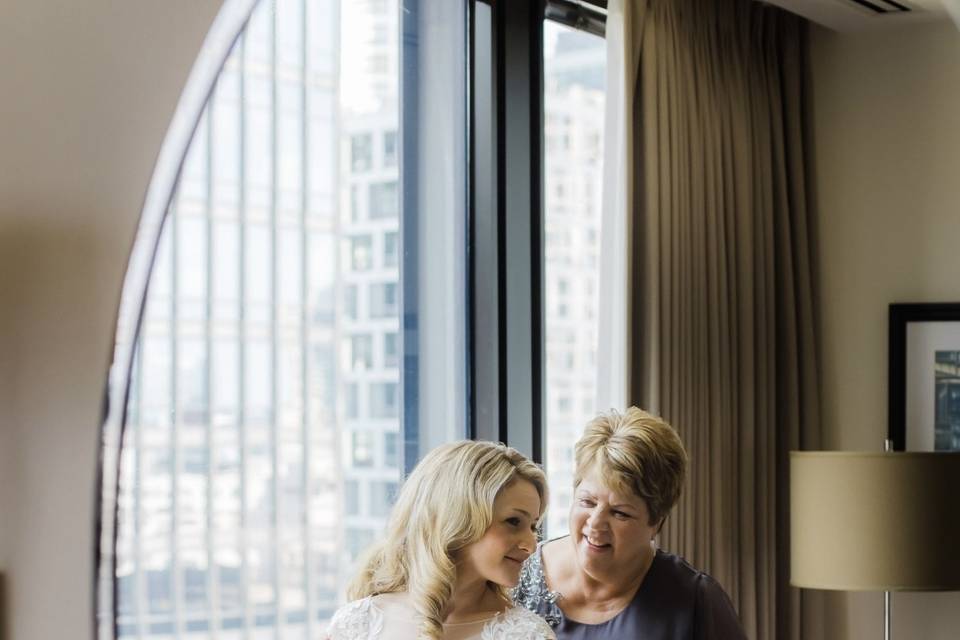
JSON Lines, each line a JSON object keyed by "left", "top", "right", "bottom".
{"left": 103, "top": 1, "right": 608, "bottom": 637}
{"left": 112, "top": 0, "right": 467, "bottom": 637}
{"left": 542, "top": 19, "right": 607, "bottom": 538}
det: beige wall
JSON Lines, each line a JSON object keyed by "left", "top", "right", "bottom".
{"left": 811, "top": 19, "right": 960, "bottom": 639}
{"left": 0, "top": 1, "right": 223, "bottom": 639}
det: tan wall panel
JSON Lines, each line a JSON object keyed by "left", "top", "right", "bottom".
{"left": 0, "top": 1, "right": 224, "bottom": 639}
{"left": 811, "top": 18, "right": 960, "bottom": 640}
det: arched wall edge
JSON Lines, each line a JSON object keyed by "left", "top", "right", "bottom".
{"left": 93, "top": 1, "right": 261, "bottom": 638}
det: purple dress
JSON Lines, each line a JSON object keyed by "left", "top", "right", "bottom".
{"left": 513, "top": 539, "right": 746, "bottom": 640}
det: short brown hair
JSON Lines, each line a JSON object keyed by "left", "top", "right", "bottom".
{"left": 574, "top": 407, "right": 687, "bottom": 527}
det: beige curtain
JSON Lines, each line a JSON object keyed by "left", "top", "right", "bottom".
{"left": 617, "top": 1, "right": 822, "bottom": 638}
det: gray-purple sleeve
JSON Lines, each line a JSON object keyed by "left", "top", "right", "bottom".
{"left": 693, "top": 575, "right": 747, "bottom": 640}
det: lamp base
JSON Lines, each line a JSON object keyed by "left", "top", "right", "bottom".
{"left": 884, "top": 590, "right": 891, "bottom": 640}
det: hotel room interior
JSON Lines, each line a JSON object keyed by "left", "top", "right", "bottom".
{"left": 1, "top": 0, "right": 959, "bottom": 639}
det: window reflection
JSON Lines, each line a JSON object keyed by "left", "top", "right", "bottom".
{"left": 383, "top": 331, "right": 398, "bottom": 368}
{"left": 368, "top": 181, "right": 397, "bottom": 219}
{"left": 349, "top": 235, "right": 373, "bottom": 271}
{"left": 350, "top": 134, "right": 372, "bottom": 172}
{"left": 369, "top": 282, "right": 397, "bottom": 318}
{"left": 348, "top": 334, "right": 373, "bottom": 371}
{"left": 383, "top": 130, "right": 397, "bottom": 167}
{"left": 383, "top": 231, "right": 398, "bottom": 268}
{"left": 370, "top": 382, "right": 399, "bottom": 419}
{"left": 351, "top": 431, "right": 375, "bottom": 467}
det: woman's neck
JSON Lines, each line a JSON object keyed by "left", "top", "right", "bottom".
{"left": 443, "top": 572, "right": 507, "bottom": 624}
{"left": 568, "top": 539, "right": 656, "bottom": 605}
{"left": 576, "top": 562, "right": 647, "bottom": 605}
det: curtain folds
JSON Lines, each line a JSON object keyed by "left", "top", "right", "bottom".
{"left": 608, "top": 0, "right": 822, "bottom": 637}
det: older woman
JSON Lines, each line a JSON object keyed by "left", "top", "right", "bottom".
{"left": 514, "top": 408, "right": 745, "bottom": 639}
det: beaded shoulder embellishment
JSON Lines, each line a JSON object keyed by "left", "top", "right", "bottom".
{"left": 512, "top": 544, "right": 564, "bottom": 628}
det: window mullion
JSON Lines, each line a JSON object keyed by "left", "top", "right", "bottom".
{"left": 299, "top": 0, "right": 314, "bottom": 637}
{"left": 470, "top": 0, "right": 544, "bottom": 461}
{"left": 268, "top": 0, "right": 283, "bottom": 636}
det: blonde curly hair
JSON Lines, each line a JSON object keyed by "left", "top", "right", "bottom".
{"left": 347, "top": 440, "right": 547, "bottom": 639}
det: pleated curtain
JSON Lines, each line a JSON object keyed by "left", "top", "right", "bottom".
{"left": 606, "top": 0, "right": 823, "bottom": 638}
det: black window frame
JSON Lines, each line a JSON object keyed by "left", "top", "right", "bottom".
{"left": 466, "top": 0, "right": 606, "bottom": 464}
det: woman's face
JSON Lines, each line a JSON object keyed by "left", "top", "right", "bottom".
{"left": 459, "top": 479, "right": 541, "bottom": 588}
{"left": 569, "top": 468, "right": 659, "bottom": 579}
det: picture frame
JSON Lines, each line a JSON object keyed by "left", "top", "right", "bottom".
{"left": 888, "top": 303, "right": 960, "bottom": 451}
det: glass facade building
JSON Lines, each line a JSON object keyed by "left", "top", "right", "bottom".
{"left": 116, "top": 0, "right": 401, "bottom": 636}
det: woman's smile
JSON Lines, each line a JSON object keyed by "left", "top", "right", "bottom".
{"left": 583, "top": 536, "right": 612, "bottom": 552}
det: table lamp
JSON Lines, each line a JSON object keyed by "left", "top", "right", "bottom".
{"left": 790, "top": 450, "right": 960, "bottom": 639}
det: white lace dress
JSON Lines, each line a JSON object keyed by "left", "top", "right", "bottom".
{"left": 325, "top": 592, "right": 556, "bottom": 640}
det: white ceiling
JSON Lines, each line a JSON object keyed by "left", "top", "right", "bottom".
{"left": 762, "top": 0, "right": 950, "bottom": 32}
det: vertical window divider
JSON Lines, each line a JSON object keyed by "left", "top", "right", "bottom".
{"left": 170, "top": 201, "right": 183, "bottom": 638}
{"left": 237, "top": 30, "right": 252, "bottom": 640}
{"left": 494, "top": 0, "right": 508, "bottom": 447}
{"left": 268, "top": 1, "right": 283, "bottom": 635}
{"left": 134, "top": 347, "right": 146, "bottom": 640}
{"left": 468, "top": 0, "right": 499, "bottom": 445}
{"left": 529, "top": 1, "right": 546, "bottom": 467}
{"left": 470, "top": 0, "right": 545, "bottom": 462}
{"left": 298, "top": 0, "right": 313, "bottom": 636}
{"left": 330, "top": 0, "right": 345, "bottom": 594}
{"left": 466, "top": 0, "right": 476, "bottom": 446}
{"left": 400, "top": 0, "right": 420, "bottom": 477}
{"left": 205, "top": 78, "right": 219, "bottom": 640}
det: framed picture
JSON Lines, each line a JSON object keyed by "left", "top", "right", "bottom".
{"left": 888, "top": 303, "right": 960, "bottom": 451}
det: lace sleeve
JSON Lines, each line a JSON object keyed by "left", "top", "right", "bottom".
{"left": 325, "top": 597, "right": 383, "bottom": 640}
{"left": 481, "top": 607, "right": 557, "bottom": 640}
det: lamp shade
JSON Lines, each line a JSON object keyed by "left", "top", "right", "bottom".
{"left": 790, "top": 451, "right": 960, "bottom": 591}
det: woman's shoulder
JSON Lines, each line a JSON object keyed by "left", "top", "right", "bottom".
{"left": 484, "top": 606, "right": 556, "bottom": 640}
{"left": 652, "top": 551, "right": 711, "bottom": 582}
{"left": 651, "top": 551, "right": 730, "bottom": 596}
{"left": 645, "top": 552, "right": 745, "bottom": 636}
{"left": 325, "top": 597, "right": 384, "bottom": 640}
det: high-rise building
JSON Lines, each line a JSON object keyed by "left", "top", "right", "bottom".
{"left": 115, "top": 0, "right": 402, "bottom": 637}
{"left": 543, "top": 23, "right": 607, "bottom": 539}
{"left": 337, "top": 0, "right": 401, "bottom": 582}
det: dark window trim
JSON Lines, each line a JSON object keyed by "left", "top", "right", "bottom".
{"left": 545, "top": 0, "right": 606, "bottom": 37}
{"left": 400, "top": 0, "right": 421, "bottom": 475}
{"left": 466, "top": 0, "right": 478, "bottom": 441}
{"left": 468, "top": 1, "right": 501, "bottom": 446}
{"left": 468, "top": 0, "right": 606, "bottom": 465}
{"left": 469, "top": 0, "right": 547, "bottom": 463}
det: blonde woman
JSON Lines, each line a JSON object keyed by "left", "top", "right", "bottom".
{"left": 325, "top": 440, "right": 556, "bottom": 640}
